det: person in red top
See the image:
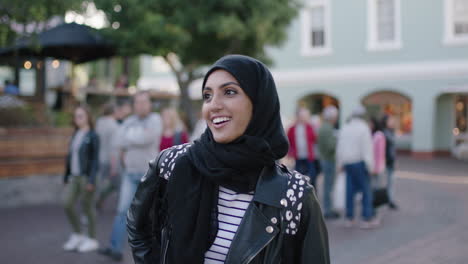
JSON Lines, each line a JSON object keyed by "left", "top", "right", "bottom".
{"left": 160, "top": 107, "right": 189, "bottom": 151}
{"left": 287, "top": 106, "right": 318, "bottom": 187}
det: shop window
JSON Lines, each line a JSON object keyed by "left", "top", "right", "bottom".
{"left": 362, "top": 91, "right": 412, "bottom": 135}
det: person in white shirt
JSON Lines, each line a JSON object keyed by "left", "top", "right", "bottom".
{"left": 336, "top": 105, "right": 377, "bottom": 229}
{"left": 99, "top": 91, "right": 162, "bottom": 261}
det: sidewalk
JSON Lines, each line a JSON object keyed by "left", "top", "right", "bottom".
{"left": 1, "top": 155, "right": 467, "bottom": 263}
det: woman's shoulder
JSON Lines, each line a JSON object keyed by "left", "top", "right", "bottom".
{"left": 157, "top": 143, "right": 193, "bottom": 180}
{"left": 276, "top": 165, "right": 318, "bottom": 235}
{"left": 84, "top": 130, "right": 99, "bottom": 141}
{"left": 277, "top": 164, "right": 314, "bottom": 193}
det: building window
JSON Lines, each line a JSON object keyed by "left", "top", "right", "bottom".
{"left": 367, "top": 0, "right": 402, "bottom": 51}
{"left": 444, "top": 0, "right": 468, "bottom": 45}
{"left": 300, "top": 0, "right": 332, "bottom": 56}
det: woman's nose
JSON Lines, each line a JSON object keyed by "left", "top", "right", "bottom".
{"left": 209, "top": 94, "right": 223, "bottom": 111}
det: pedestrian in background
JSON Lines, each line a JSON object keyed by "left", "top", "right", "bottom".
{"left": 159, "top": 107, "right": 189, "bottom": 151}
{"left": 370, "top": 117, "right": 386, "bottom": 184}
{"left": 4, "top": 80, "right": 19, "bottom": 96}
{"left": 287, "top": 106, "right": 319, "bottom": 187}
{"left": 115, "top": 100, "right": 132, "bottom": 124}
{"left": 99, "top": 91, "right": 162, "bottom": 261}
{"left": 318, "top": 105, "right": 340, "bottom": 219}
{"left": 127, "top": 54, "right": 329, "bottom": 264}
{"left": 95, "top": 103, "right": 120, "bottom": 210}
{"left": 337, "top": 105, "right": 377, "bottom": 229}
{"left": 63, "top": 105, "right": 100, "bottom": 252}
{"left": 382, "top": 115, "right": 399, "bottom": 209}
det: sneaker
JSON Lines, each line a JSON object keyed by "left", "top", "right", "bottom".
{"left": 360, "top": 218, "right": 380, "bottom": 229}
{"left": 77, "top": 237, "right": 99, "bottom": 252}
{"left": 343, "top": 219, "right": 355, "bottom": 228}
{"left": 324, "top": 211, "right": 340, "bottom": 220}
{"left": 389, "top": 201, "right": 399, "bottom": 210}
{"left": 98, "top": 247, "right": 113, "bottom": 256}
{"left": 98, "top": 247, "right": 123, "bottom": 261}
{"left": 63, "top": 233, "right": 84, "bottom": 251}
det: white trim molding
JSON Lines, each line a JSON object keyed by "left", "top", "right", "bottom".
{"left": 367, "top": 0, "right": 402, "bottom": 51}
{"left": 300, "top": 0, "right": 332, "bottom": 56}
{"left": 444, "top": 0, "right": 468, "bottom": 45}
{"left": 271, "top": 60, "right": 468, "bottom": 86}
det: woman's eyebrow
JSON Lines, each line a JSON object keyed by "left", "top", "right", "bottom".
{"left": 203, "top": 82, "right": 240, "bottom": 91}
{"left": 219, "top": 82, "right": 240, "bottom": 88}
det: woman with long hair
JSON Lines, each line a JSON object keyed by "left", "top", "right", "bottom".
{"left": 159, "top": 107, "right": 189, "bottom": 151}
{"left": 63, "top": 105, "right": 100, "bottom": 252}
{"left": 127, "top": 55, "right": 329, "bottom": 263}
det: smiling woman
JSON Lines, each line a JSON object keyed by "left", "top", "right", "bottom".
{"left": 127, "top": 55, "right": 330, "bottom": 264}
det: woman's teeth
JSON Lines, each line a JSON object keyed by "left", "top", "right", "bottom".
{"left": 213, "top": 117, "right": 231, "bottom": 125}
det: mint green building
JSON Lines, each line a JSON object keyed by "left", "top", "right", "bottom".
{"left": 265, "top": 0, "right": 468, "bottom": 157}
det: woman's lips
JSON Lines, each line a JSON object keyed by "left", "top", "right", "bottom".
{"left": 211, "top": 116, "right": 232, "bottom": 129}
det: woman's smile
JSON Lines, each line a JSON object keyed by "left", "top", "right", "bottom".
{"left": 211, "top": 116, "right": 232, "bottom": 128}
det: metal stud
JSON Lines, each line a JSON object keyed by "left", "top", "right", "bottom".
{"left": 280, "top": 198, "right": 287, "bottom": 207}
{"left": 271, "top": 217, "right": 278, "bottom": 224}
{"left": 266, "top": 226, "right": 274, "bottom": 233}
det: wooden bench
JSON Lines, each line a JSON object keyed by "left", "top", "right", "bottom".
{"left": 0, "top": 127, "right": 73, "bottom": 178}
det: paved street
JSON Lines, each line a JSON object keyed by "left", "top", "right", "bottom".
{"left": 1, "top": 156, "right": 467, "bottom": 264}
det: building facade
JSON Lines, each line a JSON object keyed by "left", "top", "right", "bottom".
{"left": 266, "top": 0, "right": 468, "bottom": 157}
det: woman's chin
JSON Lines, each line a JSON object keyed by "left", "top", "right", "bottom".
{"left": 212, "top": 134, "right": 240, "bottom": 144}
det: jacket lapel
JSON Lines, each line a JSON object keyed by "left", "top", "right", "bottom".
{"left": 225, "top": 165, "right": 288, "bottom": 264}
{"left": 225, "top": 203, "right": 279, "bottom": 264}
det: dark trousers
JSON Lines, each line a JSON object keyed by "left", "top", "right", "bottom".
{"left": 345, "top": 161, "right": 373, "bottom": 221}
{"left": 295, "top": 159, "right": 317, "bottom": 187}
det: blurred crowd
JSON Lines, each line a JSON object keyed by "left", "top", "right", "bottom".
{"left": 286, "top": 104, "right": 398, "bottom": 230}
{"left": 61, "top": 90, "right": 399, "bottom": 261}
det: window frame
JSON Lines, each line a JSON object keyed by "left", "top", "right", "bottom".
{"left": 300, "top": 0, "right": 332, "bottom": 57}
{"left": 444, "top": 0, "right": 468, "bottom": 45}
{"left": 367, "top": 0, "right": 402, "bottom": 51}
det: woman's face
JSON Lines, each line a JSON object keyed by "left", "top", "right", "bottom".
{"left": 74, "top": 108, "right": 89, "bottom": 129}
{"left": 162, "top": 109, "right": 176, "bottom": 129}
{"left": 202, "top": 70, "right": 253, "bottom": 144}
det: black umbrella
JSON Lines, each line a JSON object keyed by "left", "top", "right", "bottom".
{"left": 0, "top": 22, "right": 115, "bottom": 63}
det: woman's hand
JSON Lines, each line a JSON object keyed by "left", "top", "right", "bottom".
{"left": 86, "top": 184, "right": 95, "bottom": 192}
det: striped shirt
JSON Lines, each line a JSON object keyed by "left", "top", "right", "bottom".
{"left": 204, "top": 187, "right": 254, "bottom": 264}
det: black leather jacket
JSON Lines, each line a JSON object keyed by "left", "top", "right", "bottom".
{"left": 127, "top": 146, "right": 330, "bottom": 264}
{"left": 64, "top": 130, "right": 100, "bottom": 185}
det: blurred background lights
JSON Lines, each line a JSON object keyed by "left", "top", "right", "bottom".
{"left": 24, "top": 61, "right": 32, "bottom": 69}
{"left": 52, "top": 60, "right": 60, "bottom": 69}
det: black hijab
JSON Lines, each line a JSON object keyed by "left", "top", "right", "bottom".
{"left": 165, "top": 55, "right": 289, "bottom": 263}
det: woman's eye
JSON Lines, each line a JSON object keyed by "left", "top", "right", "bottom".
{"left": 225, "top": 89, "right": 237, "bottom": 96}
{"left": 202, "top": 93, "right": 212, "bottom": 100}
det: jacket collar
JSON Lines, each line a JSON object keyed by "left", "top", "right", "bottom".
{"left": 252, "top": 164, "right": 288, "bottom": 208}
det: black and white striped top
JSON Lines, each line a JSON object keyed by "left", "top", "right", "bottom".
{"left": 204, "top": 186, "right": 254, "bottom": 264}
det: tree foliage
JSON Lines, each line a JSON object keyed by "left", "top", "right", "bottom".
{"left": 94, "top": 0, "right": 300, "bottom": 128}
{"left": 0, "top": 0, "right": 81, "bottom": 46}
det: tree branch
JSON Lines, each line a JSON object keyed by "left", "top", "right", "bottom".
{"left": 164, "top": 54, "right": 182, "bottom": 83}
